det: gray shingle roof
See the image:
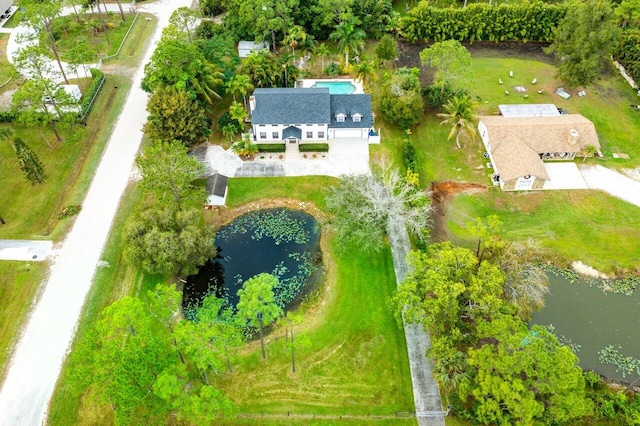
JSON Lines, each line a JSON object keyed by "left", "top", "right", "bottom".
{"left": 206, "top": 173, "right": 228, "bottom": 197}
{"left": 282, "top": 126, "right": 302, "bottom": 139}
{"left": 251, "top": 88, "right": 331, "bottom": 125}
{"left": 330, "top": 94, "right": 373, "bottom": 128}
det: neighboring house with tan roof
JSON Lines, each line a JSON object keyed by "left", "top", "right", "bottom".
{"left": 478, "top": 114, "right": 600, "bottom": 191}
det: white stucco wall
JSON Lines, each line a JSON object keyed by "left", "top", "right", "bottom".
{"left": 252, "top": 123, "right": 329, "bottom": 142}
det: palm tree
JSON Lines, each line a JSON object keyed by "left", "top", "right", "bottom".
{"left": 353, "top": 61, "right": 377, "bottom": 89}
{"left": 188, "top": 61, "right": 224, "bottom": 109}
{"left": 282, "top": 25, "right": 307, "bottom": 57}
{"left": 226, "top": 74, "right": 254, "bottom": 109}
{"left": 329, "top": 17, "right": 366, "bottom": 66}
{"left": 437, "top": 95, "right": 478, "bottom": 149}
{"left": 313, "top": 43, "right": 330, "bottom": 75}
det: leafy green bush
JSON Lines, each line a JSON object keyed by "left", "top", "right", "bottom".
{"left": 217, "top": 111, "right": 243, "bottom": 133}
{"left": 401, "top": 3, "right": 567, "bottom": 43}
{"left": 614, "top": 30, "right": 640, "bottom": 85}
{"left": 257, "top": 143, "right": 286, "bottom": 153}
{"left": 299, "top": 143, "right": 329, "bottom": 152}
{"left": 0, "top": 111, "right": 16, "bottom": 123}
{"left": 403, "top": 140, "right": 417, "bottom": 171}
{"left": 79, "top": 68, "right": 105, "bottom": 120}
{"left": 423, "top": 82, "right": 469, "bottom": 108}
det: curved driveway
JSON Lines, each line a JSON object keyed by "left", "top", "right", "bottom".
{"left": 0, "top": 1, "right": 190, "bottom": 424}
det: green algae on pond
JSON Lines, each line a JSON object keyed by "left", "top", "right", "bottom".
{"left": 531, "top": 274, "right": 640, "bottom": 382}
{"left": 182, "top": 209, "right": 322, "bottom": 319}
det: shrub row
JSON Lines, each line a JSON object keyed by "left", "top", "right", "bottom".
{"left": 0, "top": 111, "right": 16, "bottom": 123}
{"left": 400, "top": 3, "right": 567, "bottom": 43}
{"left": 257, "top": 143, "right": 286, "bottom": 153}
{"left": 614, "top": 30, "right": 640, "bottom": 87}
{"left": 78, "top": 68, "right": 105, "bottom": 120}
{"left": 299, "top": 143, "right": 329, "bottom": 152}
{"left": 403, "top": 140, "right": 417, "bottom": 171}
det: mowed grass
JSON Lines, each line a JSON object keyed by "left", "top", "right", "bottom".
{"left": 0, "top": 261, "right": 47, "bottom": 379}
{"left": 446, "top": 189, "right": 640, "bottom": 274}
{"left": 0, "top": 34, "right": 17, "bottom": 92}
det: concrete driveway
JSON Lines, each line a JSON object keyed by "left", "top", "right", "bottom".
{"left": 542, "top": 162, "right": 588, "bottom": 190}
{"left": 0, "top": 240, "right": 53, "bottom": 261}
{"left": 197, "top": 138, "right": 371, "bottom": 179}
{"left": 580, "top": 165, "right": 640, "bottom": 207}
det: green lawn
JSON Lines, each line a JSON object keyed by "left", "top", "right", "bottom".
{"left": 0, "top": 34, "right": 17, "bottom": 94}
{"left": 446, "top": 189, "right": 640, "bottom": 274}
{"left": 0, "top": 261, "right": 47, "bottom": 379}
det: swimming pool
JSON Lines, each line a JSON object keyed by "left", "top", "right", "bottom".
{"left": 312, "top": 81, "right": 356, "bottom": 94}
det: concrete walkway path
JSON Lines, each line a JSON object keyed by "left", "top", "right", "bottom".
{"left": 0, "top": 240, "right": 53, "bottom": 261}
{"left": 580, "top": 165, "right": 640, "bottom": 208}
{"left": 0, "top": 1, "right": 191, "bottom": 424}
{"left": 387, "top": 218, "right": 445, "bottom": 425}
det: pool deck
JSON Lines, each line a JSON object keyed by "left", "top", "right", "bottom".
{"left": 297, "top": 78, "right": 364, "bottom": 94}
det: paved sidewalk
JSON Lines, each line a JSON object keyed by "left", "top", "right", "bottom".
{"left": 0, "top": 240, "right": 53, "bottom": 261}
{"left": 580, "top": 165, "right": 640, "bottom": 207}
{"left": 387, "top": 217, "right": 445, "bottom": 426}
{"left": 0, "top": 1, "right": 190, "bottom": 425}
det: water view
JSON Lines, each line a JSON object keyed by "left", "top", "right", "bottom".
{"left": 183, "top": 208, "right": 322, "bottom": 316}
{"left": 531, "top": 273, "right": 640, "bottom": 381}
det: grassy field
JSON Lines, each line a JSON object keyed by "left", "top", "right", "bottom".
{"left": 0, "top": 34, "right": 17, "bottom": 95}
{"left": 447, "top": 190, "right": 640, "bottom": 273}
{"left": 0, "top": 261, "right": 47, "bottom": 380}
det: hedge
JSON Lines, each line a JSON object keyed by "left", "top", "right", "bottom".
{"left": 257, "top": 143, "right": 286, "bottom": 153}
{"left": 614, "top": 30, "right": 640, "bottom": 87}
{"left": 400, "top": 3, "right": 567, "bottom": 43}
{"left": 0, "top": 111, "right": 16, "bottom": 123}
{"left": 78, "top": 68, "right": 105, "bottom": 120}
{"left": 299, "top": 143, "right": 329, "bottom": 152}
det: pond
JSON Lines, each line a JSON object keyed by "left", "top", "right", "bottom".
{"left": 182, "top": 208, "right": 322, "bottom": 318}
{"left": 531, "top": 273, "right": 640, "bottom": 382}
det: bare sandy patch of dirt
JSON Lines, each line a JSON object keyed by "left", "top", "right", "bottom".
{"left": 430, "top": 181, "right": 487, "bottom": 242}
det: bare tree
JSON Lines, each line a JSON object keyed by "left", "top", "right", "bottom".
{"left": 326, "top": 164, "right": 433, "bottom": 252}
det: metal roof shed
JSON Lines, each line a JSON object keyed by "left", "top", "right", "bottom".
{"left": 238, "top": 41, "right": 270, "bottom": 58}
{"left": 499, "top": 104, "right": 561, "bottom": 117}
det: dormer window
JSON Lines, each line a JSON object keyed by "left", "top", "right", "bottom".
{"left": 352, "top": 113, "right": 362, "bottom": 122}
{"left": 336, "top": 113, "right": 346, "bottom": 122}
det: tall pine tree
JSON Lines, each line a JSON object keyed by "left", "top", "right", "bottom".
{"left": 13, "top": 137, "right": 47, "bottom": 185}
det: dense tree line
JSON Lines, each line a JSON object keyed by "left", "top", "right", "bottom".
{"left": 400, "top": 3, "right": 567, "bottom": 43}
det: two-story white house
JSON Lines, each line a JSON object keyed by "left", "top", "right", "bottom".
{"left": 249, "top": 87, "right": 375, "bottom": 144}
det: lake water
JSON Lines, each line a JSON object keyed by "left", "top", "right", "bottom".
{"left": 182, "top": 209, "right": 322, "bottom": 316}
{"left": 531, "top": 274, "right": 640, "bottom": 381}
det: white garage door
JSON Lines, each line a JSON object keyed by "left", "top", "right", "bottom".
{"left": 334, "top": 129, "right": 363, "bottom": 138}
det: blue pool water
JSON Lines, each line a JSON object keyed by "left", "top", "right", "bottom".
{"left": 312, "top": 81, "right": 356, "bottom": 94}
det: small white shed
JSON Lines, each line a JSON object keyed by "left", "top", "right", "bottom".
{"left": 238, "top": 41, "right": 270, "bottom": 58}
{"left": 61, "top": 84, "right": 82, "bottom": 102}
